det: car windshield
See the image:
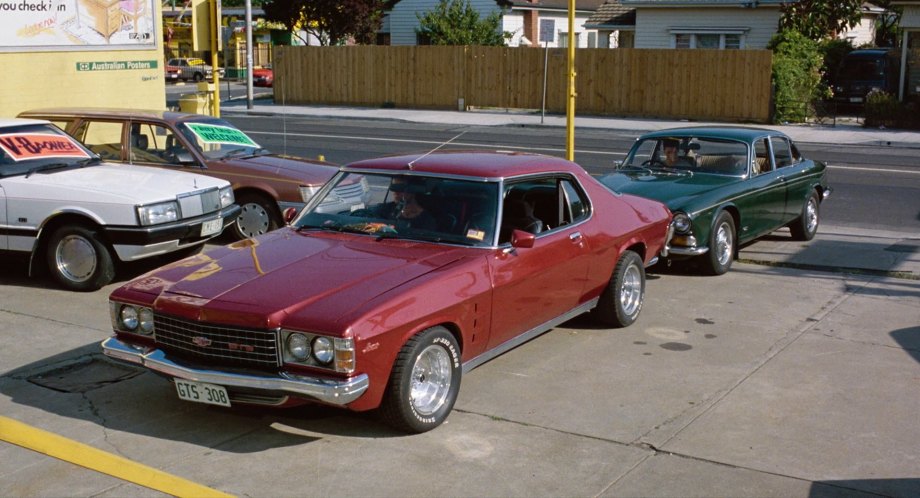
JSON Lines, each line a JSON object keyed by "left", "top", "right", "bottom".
{"left": 0, "top": 123, "right": 98, "bottom": 178}
{"left": 177, "top": 119, "right": 266, "bottom": 160}
{"left": 295, "top": 172, "right": 500, "bottom": 247}
{"left": 621, "top": 136, "right": 749, "bottom": 176}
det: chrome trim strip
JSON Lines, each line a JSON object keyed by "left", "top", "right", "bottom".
{"left": 101, "top": 337, "right": 369, "bottom": 405}
{"left": 822, "top": 186, "right": 833, "bottom": 200}
{"left": 667, "top": 246, "right": 709, "bottom": 256}
{"left": 685, "top": 171, "right": 825, "bottom": 218}
{"left": 461, "top": 298, "right": 599, "bottom": 374}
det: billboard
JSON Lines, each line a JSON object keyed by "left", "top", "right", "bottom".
{"left": 0, "top": 0, "right": 157, "bottom": 51}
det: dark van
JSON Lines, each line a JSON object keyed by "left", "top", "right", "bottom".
{"left": 832, "top": 48, "right": 900, "bottom": 105}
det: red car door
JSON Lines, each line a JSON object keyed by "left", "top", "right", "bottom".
{"left": 486, "top": 177, "right": 592, "bottom": 350}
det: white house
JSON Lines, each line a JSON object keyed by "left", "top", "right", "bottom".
{"left": 583, "top": 0, "right": 636, "bottom": 48}
{"left": 381, "top": 0, "right": 605, "bottom": 48}
{"left": 837, "top": 2, "right": 887, "bottom": 47}
{"left": 619, "top": 0, "right": 790, "bottom": 50}
{"left": 893, "top": 0, "right": 920, "bottom": 101}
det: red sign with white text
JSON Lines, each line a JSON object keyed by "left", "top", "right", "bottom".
{"left": 0, "top": 133, "right": 90, "bottom": 162}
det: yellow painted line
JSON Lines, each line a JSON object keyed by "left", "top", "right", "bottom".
{"left": 0, "top": 416, "right": 233, "bottom": 498}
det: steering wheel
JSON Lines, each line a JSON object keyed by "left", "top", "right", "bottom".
{"left": 641, "top": 158, "right": 667, "bottom": 168}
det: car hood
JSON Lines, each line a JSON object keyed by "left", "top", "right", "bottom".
{"left": 600, "top": 171, "right": 739, "bottom": 209}
{"left": 218, "top": 154, "right": 337, "bottom": 185}
{"left": 131, "top": 228, "right": 474, "bottom": 328}
{"left": 3, "top": 163, "right": 226, "bottom": 203}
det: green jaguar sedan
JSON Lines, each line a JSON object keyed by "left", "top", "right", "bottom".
{"left": 600, "top": 126, "right": 832, "bottom": 275}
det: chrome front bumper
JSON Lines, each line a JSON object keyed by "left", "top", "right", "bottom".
{"left": 102, "top": 337, "right": 369, "bottom": 405}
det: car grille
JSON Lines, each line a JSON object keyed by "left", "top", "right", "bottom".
{"left": 154, "top": 314, "right": 281, "bottom": 369}
{"left": 177, "top": 188, "right": 222, "bottom": 219}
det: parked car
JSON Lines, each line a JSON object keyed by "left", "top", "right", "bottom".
{"left": 252, "top": 65, "right": 273, "bottom": 87}
{"left": 165, "top": 57, "right": 225, "bottom": 82}
{"left": 831, "top": 48, "right": 899, "bottom": 105}
{"left": 601, "top": 126, "right": 831, "bottom": 275}
{"left": 0, "top": 118, "right": 239, "bottom": 291}
{"left": 164, "top": 65, "right": 181, "bottom": 82}
{"left": 101, "top": 150, "right": 672, "bottom": 433}
{"left": 18, "top": 108, "right": 365, "bottom": 240}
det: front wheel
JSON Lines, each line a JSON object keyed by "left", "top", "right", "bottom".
{"left": 703, "top": 211, "right": 735, "bottom": 275}
{"left": 380, "top": 326, "right": 461, "bottom": 433}
{"left": 789, "top": 191, "right": 820, "bottom": 241}
{"left": 45, "top": 225, "right": 115, "bottom": 291}
{"left": 233, "top": 193, "right": 280, "bottom": 240}
{"left": 593, "top": 250, "right": 645, "bottom": 328}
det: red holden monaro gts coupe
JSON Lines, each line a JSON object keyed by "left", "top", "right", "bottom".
{"left": 103, "top": 150, "right": 672, "bottom": 433}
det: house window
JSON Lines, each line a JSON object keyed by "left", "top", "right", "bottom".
{"left": 588, "top": 32, "right": 596, "bottom": 48}
{"left": 559, "top": 32, "right": 581, "bottom": 48}
{"left": 670, "top": 30, "right": 746, "bottom": 49}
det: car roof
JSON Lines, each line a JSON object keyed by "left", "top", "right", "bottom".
{"left": 0, "top": 117, "right": 50, "bottom": 128}
{"left": 18, "top": 107, "right": 219, "bottom": 124}
{"left": 638, "top": 125, "right": 787, "bottom": 143}
{"left": 344, "top": 150, "right": 584, "bottom": 180}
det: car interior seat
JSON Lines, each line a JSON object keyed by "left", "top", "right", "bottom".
{"left": 500, "top": 198, "right": 543, "bottom": 242}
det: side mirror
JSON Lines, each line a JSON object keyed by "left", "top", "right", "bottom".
{"left": 283, "top": 207, "right": 299, "bottom": 224}
{"left": 614, "top": 160, "right": 623, "bottom": 169}
{"left": 510, "top": 229, "right": 535, "bottom": 249}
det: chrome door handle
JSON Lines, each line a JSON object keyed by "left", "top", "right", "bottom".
{"left": 569, "top": 232, "right": 583, "bottom": 241}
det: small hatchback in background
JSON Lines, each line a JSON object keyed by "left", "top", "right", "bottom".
{"left": 19, "top": 108, "right": 369, "bottom": 240}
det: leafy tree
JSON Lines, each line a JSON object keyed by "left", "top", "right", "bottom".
{"left": 780, "top": 0, "right": 863, "bottom": 41}
{"left": 262, "top": 0, "right": 385, "bottom": 46}
{"left": 871, "top": 0, "right": 903, "bottom": 48}
{"left": 416, "top": 0, "right": 507, "bottom": 46}
{"left": 769, "top": 30, "right": 826, "bottom": 123}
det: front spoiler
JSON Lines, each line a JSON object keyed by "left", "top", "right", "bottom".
{"left": 101, "top": 337, "right": 369, "bottom": 406}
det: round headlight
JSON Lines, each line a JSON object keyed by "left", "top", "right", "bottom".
{"left": 312, "top": 336, "right": 334, "bottom": 364}
{"left": 138, "top": 308, "right": 155, "bottom": 335}
{"left": 672, "top": 212, "right": 692, "bottom": 234}
{"left": 287, "top": 333, "right": 311, "bottom": 361}
{"left": 119, "top": 306, "right": 139, "bottom": 330}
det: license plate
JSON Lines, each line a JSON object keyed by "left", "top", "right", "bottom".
{"left": 200, "top": 218, "right": 223, "bottom": 236}
{"left": 849, "top": 97, "right": 863, "bottom": 103}
{"left": 175, "top": 379, "right": 230, "bottom": 407}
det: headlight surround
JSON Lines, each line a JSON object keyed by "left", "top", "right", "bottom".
{"left": 110, "top": 301, "right": 155, "bottom": 336}
{"left": 219, "top": 186, "right": 234, "bottom": 208}
{"left": 299, "top": 185, "right": 322, "bottom": 203}
{"left": 137, "top": 201, "right": 179, "bottom": 226}
{"left": 280, "top": 330, "right": 355, "bottom": 373}
{"left": 672, "top": 212, "right": 692, "bottom": 234}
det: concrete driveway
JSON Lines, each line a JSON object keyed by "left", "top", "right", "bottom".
{"left": 1, "top": 224, "right": 918, "bottom": 497}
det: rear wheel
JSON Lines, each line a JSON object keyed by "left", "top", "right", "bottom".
{"left": 380, "top": 326, "right": 461, "bottom": 433}
{"left": 703, "top": 211, "right": 735, "bottom": 275}
{"left": 789, "top": 191, "right": 820, "bottom": 241}
{"left": 45, "top": 225, "right": 115, "bottom": 291}
{"left": 593, "top": 250, "right": 645, "bottom": 328}
{"left": 233, "top": 193, "right": 280, "bottom": 240}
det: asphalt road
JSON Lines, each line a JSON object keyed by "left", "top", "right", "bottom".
{"left": 218, "top": 113, "right": 920, "bottom": 234}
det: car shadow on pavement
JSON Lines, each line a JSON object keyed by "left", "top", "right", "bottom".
{"left": 810, "top": 478, "right": 920, "bottom": 497}
{"left": 891, "top": 326, "right": 920, "bottom": 365}
{"left": 2, "top": 345, "right": 407, "bottom": 451}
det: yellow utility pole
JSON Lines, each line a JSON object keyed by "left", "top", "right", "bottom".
{"left": 210, "top": 0, "right": 221, "bottom": 117}
{"left": 565, "top": 0, "right": 576, "bottom": 161}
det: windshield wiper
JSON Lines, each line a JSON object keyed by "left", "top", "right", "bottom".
{"left": 75, "top": 157, "right": 103, "bottom": 167}
{"left": 219, "top": 148, "right": 268, "bottom": 160}
{"left": 25, "top": 162, "right": 72, "bottom": 178}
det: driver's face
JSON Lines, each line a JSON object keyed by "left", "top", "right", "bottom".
{"left": 663, "top": 146, "right": 678, "bottom": 164}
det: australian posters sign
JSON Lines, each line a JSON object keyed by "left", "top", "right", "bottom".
{"left": 1, "top": 0, "right": 157, "bottom": 51}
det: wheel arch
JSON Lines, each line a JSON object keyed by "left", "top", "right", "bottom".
{"left": 234, "top": 186, "right": 283, "bottom": 215}
{"left": 30, "top": 212, "right": 110, "bottom": 274}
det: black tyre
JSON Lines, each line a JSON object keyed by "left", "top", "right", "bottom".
{"left": 593, "top": 250, "right": 645, "bottom": 328}
{"left": 789, "top": 191, "right": 820, "bottom": 241}
{"left": 45, "top": 225, "right": 115, "bottom": 292}
{"left": 233, "top": 193, "right": 281, "bottom": 240}
{"left": 703, "top": 211, "right": 735, "bottom": 275}
{"left": 193, "top": 72, "right": 204, "bottom": 82}
{"left": 380, "top": 326, "right": 461, "bottom": 433}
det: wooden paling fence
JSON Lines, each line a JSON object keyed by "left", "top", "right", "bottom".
{"left": 274, "top": 45, "right": 773, "bottom": 123}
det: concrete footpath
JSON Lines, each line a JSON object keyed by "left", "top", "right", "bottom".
{"left": 0, "top": 102, "right": 918, "bottom": 498}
